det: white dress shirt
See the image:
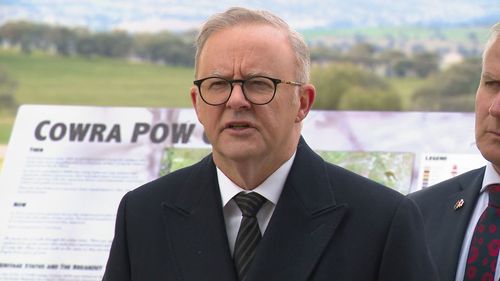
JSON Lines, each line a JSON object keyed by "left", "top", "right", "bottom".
{"left": 455, "top": 162, "right": 500, "bottom": 281}
{"left": 217, "top": 153, "right": 296, "bottom": 256}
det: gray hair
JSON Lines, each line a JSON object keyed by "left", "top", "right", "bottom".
{"left": 482, "top": 22, "right": 500, "bottom": 66}
{"left": 194, "top": 7, "right": 310, "bottom": 82}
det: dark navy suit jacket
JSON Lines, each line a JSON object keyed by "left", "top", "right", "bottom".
{"left": 103, "top": 138, "right": 439, "bottom": 281}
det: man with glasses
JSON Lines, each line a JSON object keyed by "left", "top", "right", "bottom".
{"left": 103, "top": 7, "right": 438, "bottom": 281}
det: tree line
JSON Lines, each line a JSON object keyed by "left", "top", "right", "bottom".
{"left": 1, "top": 21, "right": 443, "bottom": 75}
{"left": 0, "top": 21, "right": 196, "bottom": 66}
{"left": 311, "top": 57, "right": 480, "bottom": 112}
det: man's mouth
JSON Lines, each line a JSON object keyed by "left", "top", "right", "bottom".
{"left": 488, "top": 130, "right": 500, "bottom": 137}
{"left": 225, "top": 122, "right": 252, "bottom": 130}
{"left": 229, "top": 123, "right": 250, "bottom": 128}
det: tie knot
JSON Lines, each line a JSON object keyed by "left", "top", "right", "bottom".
{"left": 234, "top": 192, "right": 267, "bottom": 217}
{"left": 487, "top": 184, "right": 500, "bottom": 207}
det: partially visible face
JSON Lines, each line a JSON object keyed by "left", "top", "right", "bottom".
{"left": 191, "top": 24, "right": 314, "bottom": 166}
{"left": 475, "top": 37, "right": 500, "bottom": 173}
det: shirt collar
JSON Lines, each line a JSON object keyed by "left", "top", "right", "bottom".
{"left": 218, "top": 152, "right": 296, "bottom": 207}
{"left": 480, "top": 162, "right": 500, "bottom": 192}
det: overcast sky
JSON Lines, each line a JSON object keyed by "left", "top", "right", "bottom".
{"left": 1, "top": 0, "right": 498, "bottom": 32}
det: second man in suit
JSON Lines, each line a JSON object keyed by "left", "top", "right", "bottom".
{"left": 409, "top": 22, "right": 500, "bottom": 281}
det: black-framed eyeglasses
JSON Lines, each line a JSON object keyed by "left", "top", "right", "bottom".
{"left": 193, "top": 75, "right": 303, "bottom": 106}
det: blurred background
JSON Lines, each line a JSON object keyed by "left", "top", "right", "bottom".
{"left": 0, "top": 0, "right": 499, "bottom": 166}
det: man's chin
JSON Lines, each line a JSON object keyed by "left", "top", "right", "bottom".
{"left": 220, "top": 149, "right": 258, "bottom": 161}
{"left": 479, "top": 145, "right": 500, "bottom": 170}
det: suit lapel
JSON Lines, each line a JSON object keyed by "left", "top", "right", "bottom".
{"left": 433, "top": 168, "right": 484, "bottom": 281}
{"left": 247, "top": 139, "right": 347, "bottom": 281}
{"left": 160, "top": 156, "right": 237, "bottom": 281}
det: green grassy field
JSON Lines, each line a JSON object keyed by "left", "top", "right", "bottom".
{"left": 0, "top": 116, "right": 14, "bottom": 143}
{"left": 0, "top": 49, "right": 195, "bottom": 143}
{"left": 1, "top": 49, "right": 195, "bottom": 107}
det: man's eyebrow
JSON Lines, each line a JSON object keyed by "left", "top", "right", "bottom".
{"left": 482, "top": 72, "right": 499, "bottom": 80}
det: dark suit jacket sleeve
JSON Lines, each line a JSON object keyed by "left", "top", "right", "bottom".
{"left": 378, "top": 197, "right": 439, "bottom": 281}
{"left": 102, "top": 192, "right": 131, "bottom": 281}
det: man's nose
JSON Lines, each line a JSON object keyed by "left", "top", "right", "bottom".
{"left": 226, "top": 84, "right": 251, "bottom": 109}
{"left": 489, "top": 93, "right": 500, "bottom": 117}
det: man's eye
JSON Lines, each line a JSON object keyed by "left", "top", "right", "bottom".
{"left": 208, "top": 80, "right": 229, "bottom": 90}
{"left": 484, "top": 81, "right": 500, "bottom": 88}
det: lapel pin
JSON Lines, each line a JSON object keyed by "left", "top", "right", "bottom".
{"left": 454, "top": 199, "right": 464, "bottom": 210}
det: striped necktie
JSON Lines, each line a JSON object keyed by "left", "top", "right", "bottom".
{"left": 233, "top": 192, "right": 267, "bottom": 281}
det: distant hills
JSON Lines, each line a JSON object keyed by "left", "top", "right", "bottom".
{"left": 1, "top": 0, "right": 498, "bottom": 33}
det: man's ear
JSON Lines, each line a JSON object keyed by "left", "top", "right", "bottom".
{"left": 296, "top": 83, "right": 315, "bottom": 123}
{"left": 190, "top": 86, "right": 202, "bottom": 123}
{"left": 190, "top": 86, "right": 198, "bottom": 108}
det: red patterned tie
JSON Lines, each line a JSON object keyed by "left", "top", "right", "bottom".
{"left": 464, "top": 184, "right": 500, "bottom": 281}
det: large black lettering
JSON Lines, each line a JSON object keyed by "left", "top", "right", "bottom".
{"left": 105, "top": 124, "right": 121, "bottom": 142}
{"left": 150, "top": 124, "right": 169, "bottom": 143}
{"left": 50, "top": 123, "right": 67, "bottom": 141}
{"left": 69, "top": 123, "right": 92, "bottom": 141}
{"left": 89, "top": 123, "right": 106, "bottom": 142}
{"left": 202, "top": 131, "right": 211, "bottom": 144}
{"left": 131, "top": 123, "right": 150, "bottom": 143}
{"left": 171, "top": 123, "right": 195, "bottom": 144}
{"left": 34, "top": 120, "right": 50, "bottom": 141}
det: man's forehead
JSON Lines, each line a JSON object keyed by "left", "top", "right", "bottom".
{"left": 482, "top": 39, "right": 500, "bottom": 76}
{"left": 198, "top": 26, "right": 294, "bottom": 76}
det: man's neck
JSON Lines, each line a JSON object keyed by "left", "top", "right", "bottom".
{"left": 213, "top": 150, "right": 295, "bottom": 190}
